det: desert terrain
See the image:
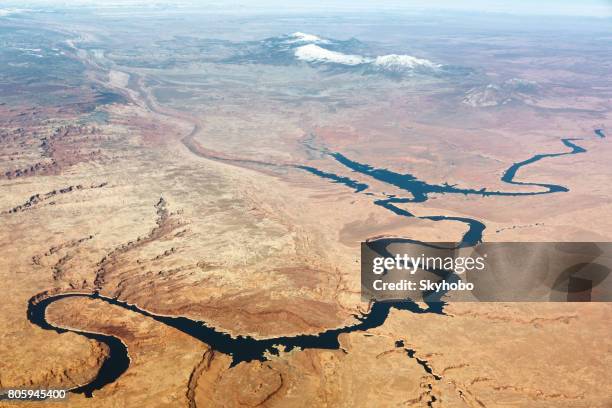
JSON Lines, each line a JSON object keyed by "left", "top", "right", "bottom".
{"left": 1, "top": 4, "right": 611, "bottom": 407}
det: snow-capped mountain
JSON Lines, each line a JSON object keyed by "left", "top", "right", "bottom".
{"left": 221, "top": 32, "right": 464, "bottom": 78}
{"left": 286, "top": 33, "right": 443, "bottom": 75}
{"left": 285, "top": 32, "right": 330, "bottom": 44}
{"left": 294, "top": 43, "right": 371, "bottom": 66}
{"left": 373, "top": 54, "right": 441, "bottom": 70}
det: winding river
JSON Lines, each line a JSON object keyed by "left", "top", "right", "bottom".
{"left": 28, "top": 132, "right": 600, "bottom": 397}
{"left": 299, "top": 137, "right": 587, "bottom": 245}
{"left": 28, "top": 292, "right": 435, "bottom": 397}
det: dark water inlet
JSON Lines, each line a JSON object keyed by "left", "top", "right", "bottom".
{"left": 296, "top": 165, "right": 368, "bottom": 192}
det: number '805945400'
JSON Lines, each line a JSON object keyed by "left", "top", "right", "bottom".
{"left": 2, "top": 389, "right": 67, "bottom": 401}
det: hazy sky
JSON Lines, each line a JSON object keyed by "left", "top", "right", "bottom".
{"left": 5, "top": 0, "right": 612, "bottom": 17}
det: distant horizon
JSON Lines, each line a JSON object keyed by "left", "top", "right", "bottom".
{"left": 3, "top": 0, "right": 612, "bottom": 18}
